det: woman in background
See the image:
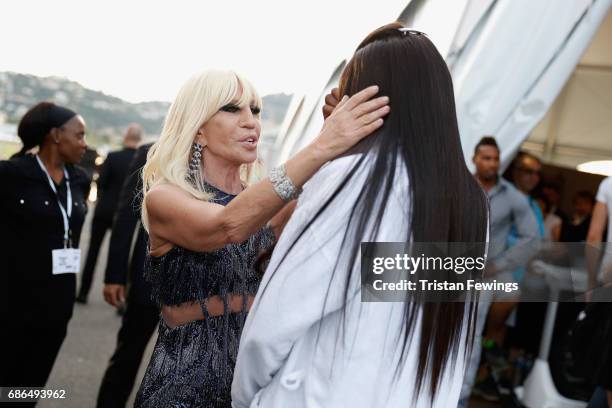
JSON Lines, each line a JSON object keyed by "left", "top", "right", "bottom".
{"left": 0, "top": 102, "right": 89, "bottom": 404}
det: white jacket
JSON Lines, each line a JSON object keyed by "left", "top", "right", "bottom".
{"left": 232, "top": 153, "right": 468, "bottom": 408}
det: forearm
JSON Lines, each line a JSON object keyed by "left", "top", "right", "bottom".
{"left": 586, "top": 237, "right": 602, "bottom": 288}
{"left": 221, "top": 144, "right": 327, "bottom": 242}
{"left": 269, "top": 200, "right": 297, "bottom": 239}
{"left": 586, "top": 203, "right": 608, "bottom": 288}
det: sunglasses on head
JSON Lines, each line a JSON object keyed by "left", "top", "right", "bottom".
{"left": 398, "top": 28, "right": 427, "bottom": 36}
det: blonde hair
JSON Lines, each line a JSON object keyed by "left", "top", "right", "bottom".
{"left": 141, "top": 69, "right": 262, "bottom": 230}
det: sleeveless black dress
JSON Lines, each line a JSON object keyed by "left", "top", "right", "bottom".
{"left": 134, "top": 184, "right": 275, "bottom": 408}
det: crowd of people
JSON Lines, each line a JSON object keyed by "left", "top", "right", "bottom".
{"left": 460, "top": 137, "right": 612, "bottom": 408}
{"left": 0, "top": 22, "right": 611, "bottom": 408}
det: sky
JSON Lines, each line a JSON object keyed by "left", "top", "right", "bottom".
{"left": 0, "top": 0, "right": 413, "bottom": 103}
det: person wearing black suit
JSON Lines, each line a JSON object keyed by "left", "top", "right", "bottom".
{"left": 96, "top": 143, "right": 159, "bottom": 408}
{"left": 76, "top": 125, "right": 142, "bottom": 303}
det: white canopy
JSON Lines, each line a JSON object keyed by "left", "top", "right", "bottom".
{"left": 450, "top": 0, "right": 612, "bottom": 170}
{"left": 524, "top": 8, "right": 612, "bottom": 171}
{"left": 271, "top": 0, "right": 612, "bottom": 172}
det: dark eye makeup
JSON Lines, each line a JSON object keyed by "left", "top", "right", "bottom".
{"left": 219, "top": 104, "right": 261, "bottom": 115}
{"left": 220, "top": 103, "right": 241, "bottom": 113}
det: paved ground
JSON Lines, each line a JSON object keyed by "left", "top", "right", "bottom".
{"left": 38, "top": 209, "right": 157, "bottom": 408}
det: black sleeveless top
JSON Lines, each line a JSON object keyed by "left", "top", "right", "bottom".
{"left": 135, "top": 183, "right": 276, "bottom": 407}
{"left": 144, "top": 183, "right": 276, "bottom": 307}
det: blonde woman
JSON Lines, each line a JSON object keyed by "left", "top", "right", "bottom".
{"left": 133, "top": 70, "right": 389, "bottom": 407}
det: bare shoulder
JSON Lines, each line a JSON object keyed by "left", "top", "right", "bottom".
{"left": 145, "top": 183, "right": 191, "bottom": 217}
{"left": 146, "top": 182, "right": 223, "bottom": 222}
{"left": 145, "top": 182, "right": 227, "bottom": 253}
{"left": 146, "top": 183, "right": 189, "bottom": 201}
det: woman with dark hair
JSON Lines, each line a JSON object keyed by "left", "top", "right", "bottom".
{"left": 232, "top": 23, "right": 489, "bottom": 407}
{"left": 0, "top": 102, "right": 89, "bottom": 401}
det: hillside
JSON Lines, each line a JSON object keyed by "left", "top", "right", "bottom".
{"left": 0, "top": 72, "right": 291, "bottom": 147}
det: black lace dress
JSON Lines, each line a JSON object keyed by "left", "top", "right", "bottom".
{"left": 134, "top": 185, "right": 275, "bottom": 408}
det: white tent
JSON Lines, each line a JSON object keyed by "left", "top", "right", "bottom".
{"left": 450, "top": 0, "right": 612, "bottom": 170}
{"left": 523, "top": 8, "right": 612, "bottom": 171}
{"left": 271, "top": 0, "right": 612, "bottom": 173}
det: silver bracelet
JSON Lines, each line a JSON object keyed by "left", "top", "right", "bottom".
{"left": 269, "top": 164, "right": 302, "bottom": 202}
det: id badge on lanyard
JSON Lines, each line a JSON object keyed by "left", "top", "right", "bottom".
{"left": 36, "top": 155, "right": 81, "bottom": 275}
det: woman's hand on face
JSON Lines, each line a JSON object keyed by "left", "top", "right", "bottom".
{"left": 314, "top": 85, "right": 389, "bottom": 160}
{"left": 322, "top": 87, "right": 341, "bottom": 119}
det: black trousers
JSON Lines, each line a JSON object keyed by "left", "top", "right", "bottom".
{"left": 1, "top": 273, "right": 74, "bottom": 407}
{"left": 0, "top": 320, "right": 69, "bottom": 408}
{"left": 78, "top": 216, "right": 113, "bottom": 299}
{"left": 96, "top": 298, "right": 159, "bottom": 408}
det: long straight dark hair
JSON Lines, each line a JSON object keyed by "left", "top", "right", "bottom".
{"left": 260, "top": 22, "right": 488, "bottom": 403}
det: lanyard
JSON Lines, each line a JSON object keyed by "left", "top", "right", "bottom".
{"left": 35, "top": 155, "right": 73, "bottom": 248}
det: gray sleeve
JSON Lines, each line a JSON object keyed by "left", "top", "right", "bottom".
{"left": 494, "top": 191, "right": 540, "bottom": 272}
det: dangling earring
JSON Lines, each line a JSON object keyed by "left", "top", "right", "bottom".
{"left": 189, "top": 142, "right": 203, "bottom": 181}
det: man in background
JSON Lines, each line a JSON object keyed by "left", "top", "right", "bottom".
{"left": 542, "top": 182, "right": 567, "bottom": 224}
{"left": 76, "top": 124, "right": 142, "bottom": 303}
{"left": 459, "top": 137, "right": 539, "bottom": 406}
{"left": 510, "top": 152, "right": 546, "bottom": 237}
{"left": 96, "top": 142, "right": 158, "bottom": 408}
{"left": 560, "top": 190, "right": 595, "bottom": 242}
{"left": 489, "top": 152, "right": 548, "bottom": 369}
